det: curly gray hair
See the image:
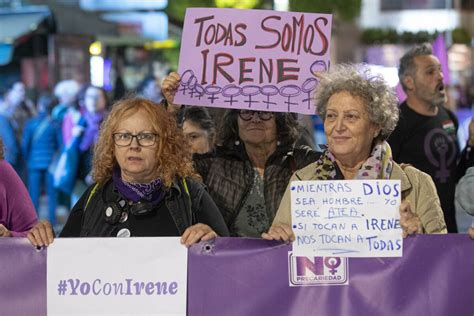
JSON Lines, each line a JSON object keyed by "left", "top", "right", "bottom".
{"left": 314, "top": 63, "right": 399, "bottom": 143}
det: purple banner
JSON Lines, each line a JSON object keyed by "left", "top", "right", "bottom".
{"left": 1, "top": 235, "right": 473, "bottom": 315}
{"left": 190, "top": 235, "right": 473, "bottom": 315}
{"left": 432, "top": 33, "right": 450, "bottom": 86}
{"left": 0, "top": 238, "right": 46, "bottom": 316}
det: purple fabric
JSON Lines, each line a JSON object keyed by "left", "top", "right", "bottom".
{"left": 395, "top": 82, "right": 407, "bottom": 103}
{"left": 112, "top": 167, "right": 166, "bottom": 204}
{"left": 432, "top": 34, "right": 450, "bottom": 86}
{"left": 188, "top": 235, "right": 474, "bottom": 315}
{"left": 79, "top": 111, "right": 104, "bottom": 152}
{"left": 0, "top": 238, "right": 46, "bottom": 315}
{"left": 0, "top": 160, "right": 38, "bottom": 237}
{"left": 1, "top": 235, "right": 472, "bottom": 315}
{"left": 61, "top": 109, "right": 76, "bottom": 146}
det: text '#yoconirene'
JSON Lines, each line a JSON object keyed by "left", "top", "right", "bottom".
{"left": 56, "top": 278, "right": 179, "bottom": 296}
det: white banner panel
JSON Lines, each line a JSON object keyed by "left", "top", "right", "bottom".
{"left": 47, "top": 238, "right": 187, "bottom": 315}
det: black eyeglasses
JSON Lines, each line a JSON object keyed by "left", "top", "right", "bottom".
{"left": 113, "top": 133, "right": 158, "bottom": 147}
{"left": 238, "top": 110, "right": 273, "bottom": 121}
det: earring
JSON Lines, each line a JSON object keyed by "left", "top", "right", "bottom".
{"left": 276, "top": 141, "right": 281, "bottom": 146}
{"left": 235, "top": 140, "right": 240, "bottom": 146}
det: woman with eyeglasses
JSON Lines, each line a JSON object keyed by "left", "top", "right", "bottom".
{"left": 162, "top": 73, "right": 319, "bottom": 237}
{"left": 27, "top": 98, "right": 229, "bottom": 247}
{"left": 263, "top": 64, "right": 446, "bottom": 242}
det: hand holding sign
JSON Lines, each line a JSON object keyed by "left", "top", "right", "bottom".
{"left": 180, "top": 223, "right": 218, "bottom": 248}
{"left": 162, "top": 72, "right": 181, "bottom": 107}
{"left": 262, "top": 223, "right": 295, "bottom": 243}
{"left": 27, "top": 220, "right": 54, "bottom": 247}
{"left": 399, "top": 200, "right": 422, "bottom": 237}
{"left": 0, "top": 224, "right": 11, "bottom": 237}
{"left": 469, "top": 227, "right": 474, "bottom": 239}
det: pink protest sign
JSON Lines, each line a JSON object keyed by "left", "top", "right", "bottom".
{"left": 175, "top": 8, "right": 332, "bottom": 114}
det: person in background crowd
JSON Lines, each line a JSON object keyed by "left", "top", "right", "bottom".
{"left": 162, "top": 73, "right": 319, "bottom": 237}
{"left": 0, "top": 137, "right": 38, "bottom": 237}
{"left": 22, "top": 93, "right": 62, "bottom": 226}
{"left": 454, "top": 117, "right": 474, "bottom": 232}
{"left": 0, "top": 81, "right": 36, "bottom": 173}
{"left": 52, "top": 80, "right": 81, "bottom": 145}
{"left": 455, "top": 166, "right": 474, "bottom": 234}
{"left": 181, "top": 106, "right": 216, "bottom": 154}
{"left": 457, "top": 117, "right": 474, "bottom": 152}
{"left": 0, "top": 81, "right": 36, "bottom": 143}
{"left": 264, "top": 64, "right": 446, "bottom": 242}
{"left": 27, "top": 98, "right": 228, "bottom": 246}
{"left": 69, "top": 85, "right": 109, "bottom": 207}
{"left": 0, "top": 107, "right": 19, "bottom": 167}
{"left": 387, "top": 43, "right": 474, "bottom": 233}
{"left": 137, "top": 75, "right": 162, "bottom": 104}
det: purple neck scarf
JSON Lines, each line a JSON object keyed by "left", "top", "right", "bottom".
{"left": 79, "top": 111, "right": 104, "bottom": 152}
{"left": 112, "top": 168, "right": 166, "bottom": 205}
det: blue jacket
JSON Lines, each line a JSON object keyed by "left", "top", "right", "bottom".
{"left": 0, "top": 114, "right": 19, "bottom": 166}
{"left": 21, "top": 113, "right": 62, "bottom": 170}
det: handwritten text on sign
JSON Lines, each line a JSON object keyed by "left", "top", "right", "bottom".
{"left": 291, "top": 180, "right": 402, "bottom": 257}
{"left": 175, "top": 8, "right": 332, "bottom": 114}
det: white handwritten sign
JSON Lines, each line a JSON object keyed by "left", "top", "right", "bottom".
{"left": 291, "top": 180, "right": 402, "bottom": 257}
{"left": 47, "top": 238, "right": 187, "bottom": 315}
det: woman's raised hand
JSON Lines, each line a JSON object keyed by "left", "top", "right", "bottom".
{"left": 161, "top": 72, "right": 181, "bottom": 106}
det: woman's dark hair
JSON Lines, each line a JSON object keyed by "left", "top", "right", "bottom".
{"left": 181, "top": 106, "right": 215, "bottom": 135}
{"left": 0, "top": 137, "right": 4, "bottom": 160}
{"left": 219, "top": 110, "right": 299, "bottom": 148}
{"left": 36, "top": 92, "right": 56, "bottom": 114}
{"left": 136, "top": 75, "right": 156, "bottom": 94}
{"left": 76, "top": 85, "right": 110, "bottom": 111}
{"left": 75, "top": 84, "right": 88, "bottom": 108}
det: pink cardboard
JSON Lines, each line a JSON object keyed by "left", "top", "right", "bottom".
{"left": 175, "top": 8, "right": 332, "bottom": 114}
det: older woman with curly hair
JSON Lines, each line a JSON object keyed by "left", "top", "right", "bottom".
{"left": 263, "top": 64, "right": 447, "bottom": 242}
{"left": 162, "top": 72, "right": 320, "bottom": 237}
{"left": 28, "top": 98, "right": 228, "bottom": 246}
